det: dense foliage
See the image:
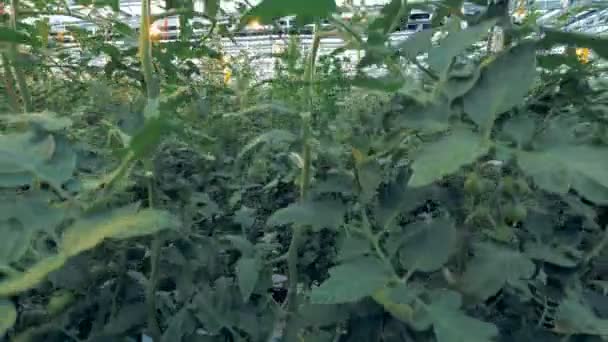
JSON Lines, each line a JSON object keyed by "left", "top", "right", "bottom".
{"left": 2, "top": 0, "right": 608, "bottom": 341}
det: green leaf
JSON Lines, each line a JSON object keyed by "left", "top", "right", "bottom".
{"left": 0, "top": 254, "right": 67, "bottom": 297}
{"left": 462, "top": 42, "right": 537, "bottom": 131}
{"left": 0, "top": 219, "right": 30, "bottom": 265}
{"left": 554, "top": 291, "right": 608, "bottom": 335}
{"left": 104, "top": 303, "right": 147, "bottom": 335}
{"left": 357, "top": 158, "right": 383, "bottom": 202}
{"left": 236, "top": 257, "right": 260, "bottom": 302}
{"left": 0, "top": 27, "right": 31, "bottom": 44}
{"left": 425, "top": 290, "right": 499, "bottom": 342}
{"left": 386, "top": 98, "right": 451, "bottom": 132}
{"left": 127, "top": 116, "right": 170, "bottom": 159}
{"left": 310, "top": 256, "right": 391, "bottom": 304}
{"left": 351, "top": 74, "right": 405, "bottom": 92}
{"left": 299, "top": 303, "right": 350, "bottom": 326}
{"left": 374, "top": 170, "right": 416, "bottom": 229}
{"left": 241, "top": 0, "right": 337, "bottom": 26}
{"left": 517, "top": 150, "right": 569, "bottom": 195}
{"left": 237, "top": 129, "right": 296, "bottom": 161}
{"left": 223, "top": 235, "right": 256, "bottom": 257}
{"left": 267, "top": 199, "right": 346, "bottom": 231}
{"left": 442, "top": 64, "right": 481, "bottom": 102}
{"left": 358, "top": 32, "right": 393, "bottom": 68}
{"left": 0, "top": 131, "right": 76, "bottom": 188}
{"left": 523, "top": 242, "right": 579, "bottom": 268}
{"left": 428, "top": 19, "right": 496, "bottom": 77}
{"left": 396, "top": 28, "right": 434, "bottom": 59}
{"left": 398, "top": 216, "right": 457, "bottom": 272}
{"left": 500, "top": 113, "right": 536, "bottom": 148}
{"left": 337, "top": 234, "right": 372, "bottom": 262}
{"left": 518, "top": 146, "right": 608, "bottom": 204}
{"left": 0, "top": 191, "right": 65, "bottom": 264}
{"left": 408, "top": 128, "right": 488, "bottom": 187}
{"left": 0, "top": 299, "right": 16, "bottom": 337}
{"left": 0, "top": 112, "right": 72, "bottom": 132}
{"left": 369, "top": 0, "right": 408, "bottom": 34}
{"left": 233, "top": 206, "right": 256, "bottom": 232}
{"left": 0, "top": 207, "right": 178, "bottom": 296}
{"left": 204, "top": 0, "right": 220, "bottom": 18}
{"left": 311, "top": 173, "right": 355, "bottom": 195}
{"left": 162, "top": 308, "right": 197, "bottom": 342}
{"left": 460, "top": 243, "right": 535, "bottom": 301}
{"left": 539, "top": 28, "right": 608, "bottom": 60}
{"left": 62, "top": 206, "right": 179, "bottom": 257}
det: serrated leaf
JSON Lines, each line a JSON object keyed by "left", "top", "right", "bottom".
{"left": 223, "top": 235, "right": 256, "bottom": 257}
{"left": 369, "top": 0, "right": 407, "bottom": 34}
{"left": 357, "top": 158, "right": 383, "bottom": 202}
{"left": 387, "top": 98, "right": 451, "bottom": 132}
{"left": 428, "top": 19, "right": 496, "bottom": 77}
{"left": 0, "top": 26, "right": 31, "bottom": 44}
{"left": 523, "top": 242, "right": 579, "bottom": 268}
{"left": 310, "top": 256, "right": 391, "bottom": 304}
{"left": 337, "top": 234, "right": 372, "bottom": 262}
{"left": 462, "top": 42, "right": 537, "bottom": 131}
{"left": 442, "top": 64, "right": 481, "bottom": 102}
{"left": 104, "top": 303, "right": 147, "bottom": 335}
{"left": 425, "top": 290, "right": 499, "bottom": 342}
{"left": 62, "top": 206, "right": 179, "bottom": 257}
{"left": 396, "top": 29, "right": 434, "bottom": 59}
{"left": 460, "top": 243, "right": 535, "bottom": 301}
{"left": 237, "top": 129, "right": 296, "bottom": 161}
{"left": 398, "top": 216, "right": 457, "bottom": 272}
{"left": 0, "top": 254, "right": 67, "bottom": 297}
{"left": 236, "top": 257, "right": 260, "bottom": 302}
{"left": 351, "top": 74, "right": 405, "bottom": 92}
{"left": 408, "top": 128, "right": 488, "bottom": 187}
{"left": 127, "top": 116, "right": 170, "bottom": 159}
{"left": 518, "top": 146, "right": 608, "bottom": 205}
{"left": 0, "top": 112, "right": 72, "bottom": 132}
{"left": 267, "top": 199, "right": 346, "bottom": 231}
{"left": 311, "top": 172, "right": 355, "bottom": 195}
{"left": 0, "top": 131, "right": 76, "bottom": 188}
{"left": 500, "top": 113, "right": 536, "bottom": 148}
{"left": 233, "top": 206, "right": 256, "bottom": 232}
{"left": 375, "top": 170, "right": 415, "bottom": 229}
{"left": 553, "top": 291, "right": 608, "bottom": 335}
{"left": 299, "top": 303, "right": 350, "bottom": 326}
{"left": 161, "top": 308, "right": 197, "bottom": 342}
{"left": 0, "top": 299, "right": 16, "bottom": 337}
{"left": 0, "top": 191, "right": 65, "bottom": 264}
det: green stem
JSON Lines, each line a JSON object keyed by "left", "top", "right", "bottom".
{"left": 284, "top": 20, "right": 321, "bottom": 340}
{"left": 9, "top": 0, "right": 32, "bottom": 112}
{"left": 1, "top": 53, "right": 21, "bottom": 112}
{"left": 299, "top": 117, "right": 312, "bottom": 201}
{"left": 140, "top": 0, "right": 157, "bottom": 100}
{"left": 145, "top": 170, "right": 162, "bottom": 341}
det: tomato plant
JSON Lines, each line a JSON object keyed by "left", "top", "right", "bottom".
{"left": 1, "top": 0, "right": 608, "bottom": 341}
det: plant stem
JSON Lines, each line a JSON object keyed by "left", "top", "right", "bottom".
{"left": 146, "top": 171, "right": 162, "bottom": 341}
{"left": 140, "top": 1, "right": 161, "bottom": 340}
{"left": 1, "top": 53, "right": 21, "bottom": 112}
{"left": 9, "top": 0, "right": 32, "bottom": 112}
{"left": 140, "top": 0, "right": 157, "bottom": 100}
{"left": 284, "top": 20, "right": 321, "bottom": 340}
